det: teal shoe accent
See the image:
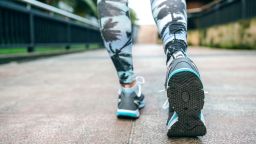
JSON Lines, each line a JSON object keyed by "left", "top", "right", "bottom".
{"left": 200, "top": 112, "right": 206, "bottom": 125}
{"left": 167, "top": 112, "right": 178, "bottom": 129}
{"left": 168, "top": 68, "right": 200, "bottom": 82}
{"left": 116, "top": 109, "right": 139, "bottom": 118}
{"left": 167, "top": 112, "right": 205, "bottom": 130}
{"left": 138, "top": 100, "right": 145, "bottom": 109}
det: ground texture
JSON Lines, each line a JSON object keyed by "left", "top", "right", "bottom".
{"left": 0, "top": 45, "right": 256, "bottom": 144}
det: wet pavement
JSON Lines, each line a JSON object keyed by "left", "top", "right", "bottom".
{"left": 0, "top": 45, "right": 256, "bottom": 144}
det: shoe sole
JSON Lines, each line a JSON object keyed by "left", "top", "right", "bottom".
{"left": 167, "top": 70, "right": 206, "bottom": 137}
{"left": 116, "top": 109, "right": 140, "bottom": 118}
{"left": 116, "top": 100, "right": 145, "bottom": 118}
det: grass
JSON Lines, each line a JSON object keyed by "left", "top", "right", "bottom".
{"left": 0, "top": 43, "right": 102, "bottom": 55}
{"left": 0, "top": 48, "right": 27, "bottom": 55}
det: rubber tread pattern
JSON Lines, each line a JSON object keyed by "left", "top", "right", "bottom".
{"left": 167, "top": 71, "right": 206, "bottom": 137}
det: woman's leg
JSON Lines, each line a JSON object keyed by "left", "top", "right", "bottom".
{"left": 97, "top": 0, "right": 145, "bottom": 118}
{"left": 150, "top": 0, "right": 187, "bottom": 62}
{"left": 151, "top": 0, "right": 207, "bottom": 137}
{"left": 97, "top": 0, "right": 135, "bottom": 85}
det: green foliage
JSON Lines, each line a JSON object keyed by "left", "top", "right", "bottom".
{"left": 38, "top": 0, "right": 60, "bottom": 7}
{"left": 129, "top": 8, "right": 138, "bottom": 25}
{"left": 38, "top": 0, "right": 98, "bottom": 17}
{"left": 38, "top": 0, "right": 138, "bottom": 23}
{"left": 0, "top": 44, "right": 101, "bottom": 55}
{"left": 81, "top": 0, "right": 97, "bottom": 16}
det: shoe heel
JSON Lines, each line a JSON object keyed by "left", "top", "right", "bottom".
{"left": 167, "top": 70, "right": 206, "bottom": 136}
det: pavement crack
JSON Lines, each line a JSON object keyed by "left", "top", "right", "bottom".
{"left": 128, "top": 121, "right": 135, "bottom": 144}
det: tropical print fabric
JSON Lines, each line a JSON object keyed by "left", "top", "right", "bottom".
{"left": 97, "top": 0, "right": 187, "bottom": 84}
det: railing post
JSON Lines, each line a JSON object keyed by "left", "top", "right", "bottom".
{"left": 241, "top": 0, "right": 246, "bottom": 19}
{"left": 27, "top": 4, "right": 35, "bottom": 53}
{"left": 65, "top": 19, "right": 71, "bottom": 50}
{"left": 85, "top": 43, "right": 89, "bottom": 49}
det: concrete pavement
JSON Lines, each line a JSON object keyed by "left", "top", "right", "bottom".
{"left": 0, "top": 45, "right": 256, "bottom": 144}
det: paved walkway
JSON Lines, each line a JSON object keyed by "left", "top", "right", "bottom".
{"left": 0, "top": 45, "right": 256, "bottom": 144}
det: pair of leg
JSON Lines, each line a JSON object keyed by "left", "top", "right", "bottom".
{"left": 98, "top": 0, "right": 187, "bottom": 84}
{"left": 97, "top": 0, "right": 206, "bottom": 137}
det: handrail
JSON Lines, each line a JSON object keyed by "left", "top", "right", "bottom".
{"left": 0, "top": 0, "right": 103, "bottom": 51}
{"left": 188, "top": 0, "right": 223, "bottom": 13}
{"left": 20, "top": 0, "right": 99, "bottom": 28}
{"left": 187, "top": 0, "right": 256, "bottom": 29}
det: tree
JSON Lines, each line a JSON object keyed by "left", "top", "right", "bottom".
{"left": 38, "top": 0, "right": 98, "bottom": 17}
{"left": 39, "top": 0, "right": 138, "bottom": 24}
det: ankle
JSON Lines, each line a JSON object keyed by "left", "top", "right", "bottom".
{"left": 121, "top": 80, "right": 136, "bottom": 88}
{"left": 167, "top": 51, "right": 186, "bottom": 67}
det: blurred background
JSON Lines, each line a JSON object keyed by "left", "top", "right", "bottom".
{"left": 0, "top": 1, "right": 256, "bottom": 143}
{"left": 0, "top": 0, "right": 255, "bottom": 63}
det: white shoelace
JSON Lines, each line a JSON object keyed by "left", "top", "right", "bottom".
{"left": 135, "top": 76, "right": 145, "bottom": 97}
{"left": 158, "top": 87, "right": 169, "bottom": 110}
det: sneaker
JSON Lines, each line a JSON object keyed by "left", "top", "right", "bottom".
{"left": 116, "top": 76, "right": 145, "bottom": 118}
{"left": 165, "top": 51, "right": 207, "bottom": 137}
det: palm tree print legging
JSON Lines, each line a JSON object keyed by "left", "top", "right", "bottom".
{"left": 97, "top": 0, "right": 187, "bottom": 84}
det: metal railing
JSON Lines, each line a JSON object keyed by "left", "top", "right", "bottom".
{"left": 0, "top": 0, "right": 103, "bottom": 52}
{"left": 188, "top": 0, "right": 256, "bottom": 29}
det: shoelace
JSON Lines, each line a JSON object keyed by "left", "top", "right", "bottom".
{"left": 158, "top": 87, "right": 169, "bottom": 110}
{"left": 135, "top": 76, "right": 145, "bottom": 97}
{"left": 159, "top": 88, "right": 209, "bottom": 110}
{"left": 136, "top": 76, "right": 145, "bottom": 85}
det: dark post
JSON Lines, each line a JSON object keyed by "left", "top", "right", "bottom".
{"left": 241, "top": 0, "right": 246, "bottom": 19}
{"left": 27, "top": 4, "right": 35, "bottom": 53}
{"left": 214, "top": 3, "right": 220, "bottom": 26}
{"left": 65, "top": 20, "right": 71, "bottom": 50}
{"left": 85, "top": 43, "right": 89, "bottom": 49}
{"left": 65, "top": 45, "right": 70, "bottom": 50}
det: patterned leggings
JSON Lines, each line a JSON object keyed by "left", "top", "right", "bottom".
{"left": 97, "top": 0, "right": 187, "bottom": 84}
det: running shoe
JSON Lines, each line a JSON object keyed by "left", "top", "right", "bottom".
{"left": 116, "top": 77, "right": 145, "bottom": 118}
{"left": 165, "top": 51, "right": 206, "bottom": 137}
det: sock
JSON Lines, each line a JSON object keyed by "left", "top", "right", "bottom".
{"left": 121, "top": 83, "right": 139, "bottom": 96}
